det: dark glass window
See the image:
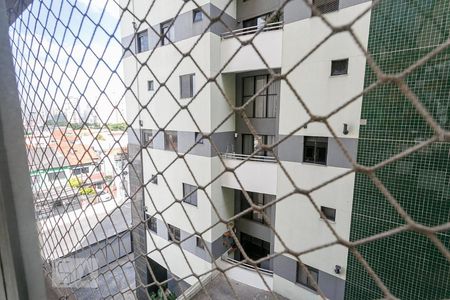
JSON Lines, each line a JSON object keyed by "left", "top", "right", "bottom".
{"left": 240, "top": 191, "right": 273, "bottom": 224}
{"left": 312, "top": 0, "right": 339, "bottom": 16}
{"left": 151, "top": 174, "right": 158, "bottom": 185}
{"left": 196, "top": 236, "right": 204, "bottom": 249}
{"left": 148, "top": 80, "right": 154, "bottom": 91}
{"left": 180, "top": 74, "right": 195, "bottom": 98}
{"left": 242, "top": 134, "right": 275, "bottom": 156}
{"left": 136, "top": 30, "right": 149, "bottom": 53}
{"left": 146, "top": 214, "right": 157, "bottom": 233}
{"left": 297, "top": 264, "right": 319, "bottom": 291}
{"left": 160, "top": 20, "right": 174, "bottom": 45}
{"left": 321, "top": 206, "right": 336, "bottom": 222}
{"left": 242, "top": 11, "right": 283, "bottom": 29}
{"left": 193, "top": 9, "right": 203, "bottom": 22}
{"left": 331, "top": 59, "right": 348, "bottom": 76}
{"left": 303, "top": 136, "right": 328, "bottom": 165}
{"left": 242, "top": 75, "right": 279, "bottom": 118}
{"left": 164, "top": 131, "right": 178, "bottom": 151}
{"left": 183, "top": 183, "right": 198, "bottom": 206}
{"left": 142, "top": 130, "right": 153, "bottom": 147}
{"left": 168, "top": 224, "right": 180, "bottom": 242}
{"left": 240, "top": 232, "right": 270, "bottom": 261}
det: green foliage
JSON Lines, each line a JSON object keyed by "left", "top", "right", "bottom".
{"left": 149, "top": 288, "right": 176, "bottom": 300}
{"left": 80, "top": 187, "right": 95, "bottom": 195}
{"left": 69, "top": 177, "right": 82, "bottom": 188}
{"left": 107, "top": 123, "right": 127, "bottom": 131}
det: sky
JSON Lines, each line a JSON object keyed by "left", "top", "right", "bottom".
{"left": 10, "top": 0, "right": 126, "bottom": 126}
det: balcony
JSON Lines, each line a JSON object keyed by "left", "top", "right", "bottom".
{"left": 220, "top": 22, "right": 283, "bottom": 73}
{"left": 220, "top": 153, "right": 278, "bottom": 195}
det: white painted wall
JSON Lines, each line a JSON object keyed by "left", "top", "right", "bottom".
{"left": 273, "top": 274, "right": 320, "bottom": 300}
{"left": 220, "top": 158, "right": 278, "bottom": 195}
{"left": 274, "top": 162, "right": 355, "bottom": 279}
{"left": 146, "top": 231, "right": 213, "bottom": 286}
{"left": 221, "top": 29, "right": 283, "bottom": 73}
{"left": 279, "top": 2, "right": 372, "bottom": 138}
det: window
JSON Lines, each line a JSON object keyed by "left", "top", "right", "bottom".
{"left": 312, "top": 0, "right": 339, "bottom": 15}
{"left": 142, "top": 130, "right": 153, "bottom": 147}
{"left": 146, "top": 214, "right": 157, "bottom": 233}
{"left": 242, "top": 75, "right": 279, "bottom": 118}
{"left": 160, "top": 20, "right": 174, "bottom": 46}
{"left": 147, "top": 80, "right": 154, "bottom": 91}
{"left": 164, "top": 131, "right": 178, "bottom": 151}
{"left": 297, "top": 264, "right": 319, "bottom": 291}
{"left": 242, "top": 11, "right": 283, "bottom": 29}
{"left": 48, "top": 171, "right": 65, "bottom": 181}
{"left": 240, "top": 192, "right": 273, "bottom": 224}
{"left": 73, "top": 167, "right": 89, "bottom": 175}
{"left": 331, "top": 59, "right": 348, "bottom": 76}
{"left": 242, "top": 134, "right": 275, "bottom": 156}
{"left": 321, "top": 206, "right": 336, "bottom": 222}
{"left": 180, "top": 74, "right": 195, "bottom": 99}
{"left": 183, "top": 183, "right": 198, "bottom": 206}
{"left": 196, "top": 236, "right": 204, "bottom": 249}
{"left": 168, "top": 224, "right": 180, "bottom": 242}
{"left": 136, "top": 30, "right": 149, "bottom": 53}
{"left": 303, "top": 136, "right": 328, "bottom": 165}
{"left": 240, "top": 232, "right": 270, "bottom": 260}
{"left": 195, "top": 132, "right": 203, "bottom": 144}
{"left": 151, "top": 174, "right": 158, "bottom": 185}
{"left": 193, "top": 9, "right": 203, "bottom": 22}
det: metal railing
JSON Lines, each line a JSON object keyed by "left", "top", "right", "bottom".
{"left": 221, "top": 152, "right": 277, "bottom": 163}
{"left": 221, "top": 21, "right": 284, "bottom": 39}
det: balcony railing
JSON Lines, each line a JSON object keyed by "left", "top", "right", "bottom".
{"left": 221, "top": 152, "right": 277, "bottom": 163}
{"left": 221, "top": 250, "right": 273, "bottom": 276}
{"left": 221, "top": 21, "right": 284, "bottom": 39}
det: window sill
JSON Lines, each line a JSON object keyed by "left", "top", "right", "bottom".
{"left": 330, "top": 73, "right": 348, "bottom": 77}
{"left": 301, "top": 161, "right": 328, "bottom": 167}
{"left": 319, "top": 217, "right": 336, "bottom": 224}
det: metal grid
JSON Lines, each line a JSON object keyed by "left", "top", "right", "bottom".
{"left": 6, "top": 0, "right": 450, "bottom": 299}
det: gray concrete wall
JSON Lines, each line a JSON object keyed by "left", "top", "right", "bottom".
{"left": 273, "top": 254, "right": 346, "bottom": 300}
{"left": 149, "top": 217, "right": 227, "bottom": 263}
{"left": 277, "top": 135, "right": 357, "bottom": 169}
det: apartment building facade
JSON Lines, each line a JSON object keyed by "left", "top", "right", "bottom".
{"left": 122, "top": 0, "right": 449, "bottom": 299}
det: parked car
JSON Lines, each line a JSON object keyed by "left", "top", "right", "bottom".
{"left": 99, "top": 192, "right": 112, "bottom": 202}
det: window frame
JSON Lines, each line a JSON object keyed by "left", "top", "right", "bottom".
{"left": 136, "top": 30, "right": 149, "bottom": 53}
{"left": 296, "top": 263, "right": 319, "bottom": 291}
{"left": 312, "top": 0, "right": 339, "bottom": 16}
{"left": 303, "top": 136, "right": 328, "bottom": 165}
{"left": 242, "top": 74, "right": 279, "bottom": 118}
{"left": 240, "top": 191, "right": 272, "bottom": 225}
{"left": 164, "top": 131, "right": 178, "bottom": 151}
{"left": 331, "top": 58, "right": 349, "bottom": 76}
{"left": 146, "top": 214, "right": 157, "bottom": 233}
{"left": 147, "top": 80, "right": 154, "bottom": 91}
{"left": 160, "top": 20, "right": 174, "bottom": 46}
{"left": 179, "top": 74, "right": 195, "bottom": 99}
{"left": 196, "top": 235, "right": 204, "bottom": 249}
{"left": 168, "top": 224, "right": 180, "bottom": 242}
{"left": 241, "top": 134, "right": 275, "bottom": 157}
{"left": 195, "top": 132, "right": 204, "bottom": 144}
{"left": 182, "top": 183, "right": 198, "bottom": 206}
{"left": 142, "top": 130, "right": 153, "bottom": 148}
{"left": 320, "top": 206, "right": 336, "bottom": 222}
{"left": 193, "top": 9, "right": 203, "bottom": 22}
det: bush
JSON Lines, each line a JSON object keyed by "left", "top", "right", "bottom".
{"left": 69, "top": 177, "right": 82, "bottom": 188}
{"left": 80, "top": 187, "right": 95, "bottom": 195}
